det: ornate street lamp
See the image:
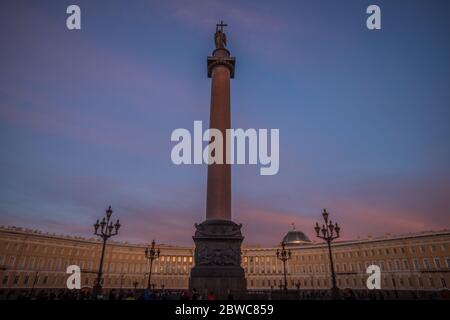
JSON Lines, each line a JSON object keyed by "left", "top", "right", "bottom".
{"left": 276, "top": 241, "right": 291, "bottom": 292}
{"left": 314, "top": 208, "right": 341, "bottom": 299}
{"left": 93, "top": 206, "right": 121, "bottom": 297}
{"left": 144, "top": 240, "right": 160, "bottom": 290}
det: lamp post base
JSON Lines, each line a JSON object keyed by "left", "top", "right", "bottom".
{"left": 92, "top": 284, "right": 103, "bottom": 299}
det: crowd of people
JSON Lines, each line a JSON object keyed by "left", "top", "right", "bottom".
{"left": 1, "top": 288, "right": 227, "bottom": 301}
{"left": 0, "top": 288, "right": 445, "bottom": 300}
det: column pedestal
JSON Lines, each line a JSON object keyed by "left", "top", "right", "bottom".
{"left": 189, "top": 219, "right": 246, "bottom": 299}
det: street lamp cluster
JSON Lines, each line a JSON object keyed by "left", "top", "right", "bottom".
{"left": 92, "top": 206, "right": 120, "bottom": 297}
{"left": 276, "top": 241, "right": 291, "bottom": 292}
{"left": 144, "top": 240, "right": 160, "bottom": 290}
{"left": 273, "top": 208, "right": 342, "bottom": 299}
{"left": 314, "top": 208, "right": 341, "bottom": 299}
{"left": 91, "top": 206, "right": 163, "bottom": 298}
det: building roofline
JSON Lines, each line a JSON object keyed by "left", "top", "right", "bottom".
{"left": 243, "top": 230, "right": 450, "bottom": 251}
{"left": 1, "top": 225, "right": 449, "bottom": 251}
{"left": 0, "top": 225, "right": 194, "bottom": 250}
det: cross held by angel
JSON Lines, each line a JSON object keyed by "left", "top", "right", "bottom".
{"left": 214, "top": 20, "right": 227, "bottom": 49}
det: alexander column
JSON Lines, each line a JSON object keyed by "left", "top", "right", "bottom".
{"left": 189, "top": 21, "right": 246, "bottom": 298}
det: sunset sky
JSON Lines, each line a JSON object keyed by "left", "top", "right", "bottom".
{"left": 1, "top": 0, "right": 449, "bottom": 246}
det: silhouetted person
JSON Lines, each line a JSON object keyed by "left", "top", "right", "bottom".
{"left": 192, "top": 288, "right": 199, "bottom": 301}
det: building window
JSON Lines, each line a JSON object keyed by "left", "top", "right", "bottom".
{"left": 434, "top": 258, "right": 441, "bottom": 270}
{"left": 47, "top": 259, "right": 53, "bottom": 271}
{"left": 413, "top": 259, "right": 419, "bottom": 271}
{"left": 13, "top": 275, "right": 19, "bottom": 285}
{"left": 418, "top": 277, "right": 423, "bottom": 287}
{"left": 29, "top": 257, "right": 35, "bottom": 269}
{"left": 2, "top": 275, "right": 9, "bottom": 285}
{"left": 19, "top": 257, "right": 25, "bottom": 268}
{"left": 38, "top": 258, "right": 44, "bottom": 269}
{"left": 423, "top": 259, "right": 430, "bottom": 270}
{"left": 24, "top": 275, "right": 29, "bottom": 285}
{"left": 8, "top": 256, "right": 16, "bottom": 267}
{"left": 403, "top": 260, "right": 409, "bottom": 270}
{"left": 441, "top": 278, "right": 447, "bottom": 288}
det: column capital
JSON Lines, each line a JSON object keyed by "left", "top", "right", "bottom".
{"left": 207, "top": 50, "right": 235, "bottom": 78}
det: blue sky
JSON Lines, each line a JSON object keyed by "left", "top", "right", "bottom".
{"left": 0, "top": 0, "right": 449, "bottom": 246}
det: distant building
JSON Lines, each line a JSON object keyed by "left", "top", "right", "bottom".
{"left": 0, "top": 226, "right": 449, "bottom": 294}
